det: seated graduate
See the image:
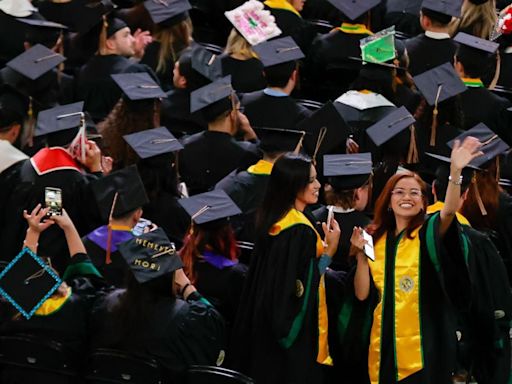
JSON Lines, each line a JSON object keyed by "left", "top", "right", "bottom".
{"left": 448, "top": 0, "right": 497, "bottom": 40}
{"left": 215, "top": 127, "right": 305, "bottom": 252}
{"left": 0, "top": 205, "right": 107, "bottom": 383}
{"left": 84, "top": 165, "right": 149, "bottom": 287}
{"left": 91, "top": 228, "right": 226, "bottom": 381}
{"left": 123, "top": 127, "right": 190, "bottom": 245}
{"left": 179, "top": 76, "right": 259, "bottom": 195}
{"left": 241, "top": 36, "right": 312, "bottom": 130}
{"left": 384, "top": 0, "right": 423, "bottom": 37}
{"left": 0, "top": 102, "right": 103, "bottom": 274}
{"left": 496, "top": 7, "right": 512, "bottom": 88}
{"left": 313, "top": 153, "right": 372, "bottom": 272}
{"left": 178, "top": 190, "right": 248, "bottom": 329}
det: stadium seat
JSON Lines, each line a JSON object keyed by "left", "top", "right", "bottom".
{"left": 187, "top": 365, "right": 254, "bottom": 384}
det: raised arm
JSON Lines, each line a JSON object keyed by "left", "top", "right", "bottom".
{"left": 440, "top": 137, "right": 483, "bottom": 237}
{"left": 51, "top": 209, "right": 87, "bottom": 257}
{"left": 22, "top": 204, "right": 54, "bottom": 253}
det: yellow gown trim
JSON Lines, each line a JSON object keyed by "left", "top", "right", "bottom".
{"left": 338, "top": 23, "right": 373, "bottom": 35}
{"left": 427, "top": 201, "right": 470, "bottom": 226}
{"left": 264, "top": 0, "right": 301, "bottom": 17}
{"left": 247, "top": 159, "right": 274, "bottom": 175}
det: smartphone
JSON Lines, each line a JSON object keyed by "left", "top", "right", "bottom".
{"left": 132, "top": 218, "right": 152, "bottom": 236}
{"left": 326, "top": 206, "right": 335, "bottom": 232}
{"left": 362, "top": 230, "right": 375, "bottom": 261}
{"left": 44, "top": 187, "right": 62, "bottom": 217}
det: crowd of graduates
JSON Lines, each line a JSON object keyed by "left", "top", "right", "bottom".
{"left": 0, "top": 0, "right": 512, "bottom": 383}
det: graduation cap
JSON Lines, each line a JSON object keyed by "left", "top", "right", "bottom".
{"left": 72, "top": 0, "right": 117, "bottom": 35}
{"left": 118, "top": 227, "right": 181, "bottom": 284}
{"left": 0, "top": 86, "right": 28, "bottom": 128}
{"left": 191, "top": 45, "right": 223, "bottom": 81}
{"left": 413, "top": 63, "right": 467, "bottom": 146}
{"left": 111, "top": 73, "right": 166, "bottom": 101}
{"left": 35, "top": 102, "right": 85, "bottom": 137}
{"left": 386, "top": 0, "right": 422, "bottom": 15}
{"left": 190, "top": 75, "right": 234, "bottom": 113}
{"left": 326, "top": 0, "right": 381, "bottom": 21}
{"left": 297, "top": 101, "right": 351, "bottom": 163}
{"left": 252, "top": 36, "right": 305, "bottom": 67}
{"left": 123, "top": 126, "right": 184, "bottom": 159}
{"left": 6, "top": 44, "right": 65, "bottom": 81}
{"left": 0, "top": 247, "right": 62, "bottom": 319}
{"left": 91, "top": 164, "right": 150, "bottom": 222}
{"left": 453, "top": 32, "right": 499, "bottom": 54}
{"left": 178, "top": 189, "right": 242, "bottom": 226}
{"left": 143, "top": 0, "right": 192, "bottom": 26}
{"left": 324, "top": 152, "right": 373, "bottom": 190}
{"left": 255, "top": 127, "right": 306, "bottom": 154}
{"left": 360, "top": 26, "right": 396, "bottom": 64}
{"left": 16, "top": 18, "right": 68, "bottom": 31}
{"left": 421, "top": 0, "right": 462, "bottom": 18}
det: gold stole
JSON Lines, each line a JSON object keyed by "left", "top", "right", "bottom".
{"left": 338, "top": 23, "right": 373, "bottom": 35}
{"left": 34, "top": 287, "right": 72, "bottom": 316}
{"left": 368, "top": 228, "right": 423, "bottom": 383}
{"left": 247, "top": 159, "right": 273, "bottom": 175}
{"left": 264, "top": 0, "right": 301, "bottom": 17}
{"left": 269, "top": 209, "right": 332, "bottom": 366}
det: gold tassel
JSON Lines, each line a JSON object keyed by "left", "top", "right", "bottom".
{"left": 407, "top": 125, "right": 419, "bottom": 164}
{"left": 294, "top": 131, "right": 306, "bottom": 155}
{"left": 25, "top": 96, "right": 35, "bottom": 148}
{"left": 311, "top": 126, "right": 327, "bottom": 165}
{"left": 472, "top": 173, "right": 488, "bottom": 216}
{"left": 106, "top": 192, "right": 119, "bottom": 265}
{"left": 488, "top": 50, "right": 501, "bottom": 91}
{"left": 430, "top": 85, "right": 443, "bottom": 146}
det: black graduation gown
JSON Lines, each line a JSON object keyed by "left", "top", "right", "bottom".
{"left": 241, "top": 90, "right": 312, "bottom": 130}
{"left": 495, "top": 192, "right": 512, "bottom": 285}
{"left": 459, "top": 87, "right": 512, "bottom": 145}
{"left": 497, "top": 51, "right": 512, "bottom": 88}
{"left": 230, "top": 221, "right": 327, "bottom": 384}
{"left": 405, "top": 35, "right": 457, "bottom": 76}
{"left": 219, "top": 54, "right": 267, "bottom": 93}
{"left": 160, "top": 88, "right": 207, "bottom": 137}
{"left": 0, "top": 157, "right": 26, "bottom": 240}
{"left": 313, "top": 207, "right": 371, "bottom": 272}
{"left": 91, "top": 290, "right": 226, "bottom": 381}
{"left": 139, "top": 41, "right": 174, "bottom": 92}
{"left": 178, "top": 131, "right": 259, "bottom": 195}
{"left": 75, "top": 54, "right": 156, "bottom": 122}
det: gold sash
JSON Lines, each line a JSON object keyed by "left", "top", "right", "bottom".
{"left": 269, "top": 209, "right": 332, "bottom": 365}
{"left": 368, "top": 228, "right": 423, "bottom": 383}
{"left": 264, "top": 0, "right": 301, "bottom": 17}
{"left": 34, "top": 287, "right": 71, "bottom": 316}
{"left": 247, "top": 159, "right": 273, "bottom": 175}
{"left": 338, "top": 23, "right": 373, "bottom": 35}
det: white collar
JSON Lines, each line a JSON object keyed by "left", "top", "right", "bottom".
{"left": 328, "top": 205, "right": 355, "bottom": 214}
{"left": 425, "top": 31, "right": 451, "bottom": 40}
{"left": 0, "top": 140, "right": 28, "bottom": 173}
{"left": 0, "top": 0, "right": 37, "bottom": 17}
{"left": 505, "top": 46, "right": 512, "bottom": 54}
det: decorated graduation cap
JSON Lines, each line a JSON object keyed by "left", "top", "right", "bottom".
{"left": 255, "top": 127, "right": 305, "bottom": 153}
{"left": 118, "top": 227, "right": 181, "bottom": 284}
{"left": 191, "top": 45, "right": 223, "bottom": 82}
{"left": 297, "top": 101, "right": 351, "bottom": 163}
{"left": 421, "top": 0, "right": 462, "bottom": 18}
{"left": 324, "top": 152, "right": 373, "bottom": 190}
{"left": 0, "top": 247, "right": 62, "bottom": 319}
{"left": 111, "top": 72, "right": 166, "bottom": 101}
{"left": 360, "top": 26, "right": 396, "bottom": 64}
{"left": 6, "top": 44, "right": 65, "bottom": 81}
{"left": 190, "top": 75, "right": 234, "bottom": 117}
{"left": 252, "top": 36, "right": 305, "bottom": 67}
{"left": 453, "top": 32, "right": 499, "bottom": 54}
{"left": 413, "top": 63, "right": 467, "bottom": 146}
{"left": 123, "top": 126, "right": 183, "bottom": 159}
{"left": 144, "top": 0, "right": 192, "bottom": 26}
{"left": 326, "top": 0, "right": 381, "bottom": 21}
{"left": 178, "top": 189, "right": 242, "bottom": 227}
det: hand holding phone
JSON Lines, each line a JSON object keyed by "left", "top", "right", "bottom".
{"left": 326, "top": 206, "right": 335, "bottom": 232}
{"left": 362, "top": 230, "right": 375, "bottom": 261}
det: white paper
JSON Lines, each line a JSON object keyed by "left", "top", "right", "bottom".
{"left": 363, "top": 230, "right": 375, "bottom": 261}
{"left": 335, "top": 90, "right": 395, "bottom": 111}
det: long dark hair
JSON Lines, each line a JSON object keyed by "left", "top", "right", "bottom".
{"left": 137, "top": 154, "right": 180, "bottom": 200}
{"left": 367, "top": 171, "right": 428, "bottom": 241}
{"left": 255, "top": 153, "right": 312, "bottom": 240}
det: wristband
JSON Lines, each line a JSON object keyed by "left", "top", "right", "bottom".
{"left": 179, "top": 283, "right": 191, "bottom": 297}
{"left": 448, "top": 175, "right": 463, "bottom": 186}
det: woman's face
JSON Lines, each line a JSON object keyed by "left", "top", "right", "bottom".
{"left": 289, "top": 0, "right": 305, "bottom": 12}
{"left": 296, "top": 165, "right": 321, "bottom": 207}
{"left": 389, "top": 177, "right": 424, "bottom": 218}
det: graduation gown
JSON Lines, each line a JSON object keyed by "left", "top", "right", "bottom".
{"left": 405, "top": 34, "right": 457, "bottom": 76}
{"left": 230, "top": 209, "right": 331, "bottom": 384}
{"left": 178, "top": 131, "right": 259, "bottom": 196}
{"left": 497, "top": 50, "right": 512, "bottom": 88}
{"left": 160, "top": 88, "right": 207, "bottom": 138}
{"left": 241, "top": 90, "right": 312, "bottom": 130}
{"left": 495, "top": 192, "right": 512, "bottom": 285}
{"left": 219, "top": 54, "right": 267, "bottom": 93}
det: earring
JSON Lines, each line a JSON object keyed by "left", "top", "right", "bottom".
{"left": 387, "top": 207, "right": 392, "bottom": 212}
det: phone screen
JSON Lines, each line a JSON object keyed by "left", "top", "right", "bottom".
{"left": 45, "top": 187, "right": 62, "bottom": 216}
{"left": 362, "top": 230, "right": 375, "bottom": 261}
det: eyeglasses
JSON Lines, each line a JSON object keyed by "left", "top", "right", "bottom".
{"left": 391, "top": 188, "right": 422, "bottom": 199}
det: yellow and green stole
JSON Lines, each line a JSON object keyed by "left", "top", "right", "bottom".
{"left": 368, "top": 227, "right": 423, "bottom": 383}
{"left": 269, "top": 208, "right": 332, "bottom": 366}
{"left": 462, "top": 77, "right": 484, "bottom": 88}
{"left": 427, "top": 201, "right": 471, "bottom": 226}
{"left": 34, "top": 287, "right": 72, "bottom": 316}
{"left": 247, "top": 159, "right": 273, "bottom": 175}
{"left": 264, "top": 0, "right": 301, "bottom": 17}
{"left": 338, "top": 23, "right": 373, "bottom": 35}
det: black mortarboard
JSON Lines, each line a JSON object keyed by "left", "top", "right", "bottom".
{"left": 0, "top": 86, "right": 28, "bottom": 127}
{"left": 35, "top": 101, "right": 84, "bottom": 137}
{"left": 413, "top": 63, "right": 467, "bottom": 106}
{"left": 297, "top": 101, "right": 351, "bottom": 161}
{"left": 252, "top": 36, "right": 305, "bottom": 67}
{"left": 386, "top": 0, "right": 422, "bottom": 15}
{"left": 326, "top": 0, "right": 381, "bottom": 21}
{"left": 6, "top": 44, "right": 65, "bottom": 81}
{"left": 190, "top": 75, "right": 233, "bottom": 113}
{"left": 324, "top": 152, "right": 373, "bottom": 189}
{"left": 0, "top": 248, "right": 61, "bottom": 319}
{"left": 178, "top": 189, "right": 242, "bottom": 225}
{"left": 16, "top": 18, "right": 68, "bottom": 30}
{"left": 447, "top": 123, "right": 510, "bottom": 168}
{"left": 421, "top": 0, "right": 462, "bottom": 18}
{"left": 111, "top": 73, "right": 166, "bottom": 101}
{"left": 191, "top": 45, "right": 223, "bottom": 81}
{"left": 453, "top": 32, "right": 499, "bottom": 54}
{"left": 73, "top": 0, "right": 116, "bottom": 35}
{"left": 91, "top": 165, "right": 150, "bottom": 222}
{"left": 118, "top": 228, "right": 181, "bottom": 284}
{"left": 366, "top": 106, "right": 415, "bottom": 146}
{"left": 123, "top": 126, "right": 183, "bottom": 159}
{"left": 143, "top": 0, "right": 191, "bottom": 26}
{"left": 255, "top": 127, "right": 305, "bottom": 153}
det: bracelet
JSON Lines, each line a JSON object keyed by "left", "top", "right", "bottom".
{"left": 448, "top": 175, "right": 463, "bottom": 186}
{"left": 179, "top": 283, "right": 191, "bottom": 297}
